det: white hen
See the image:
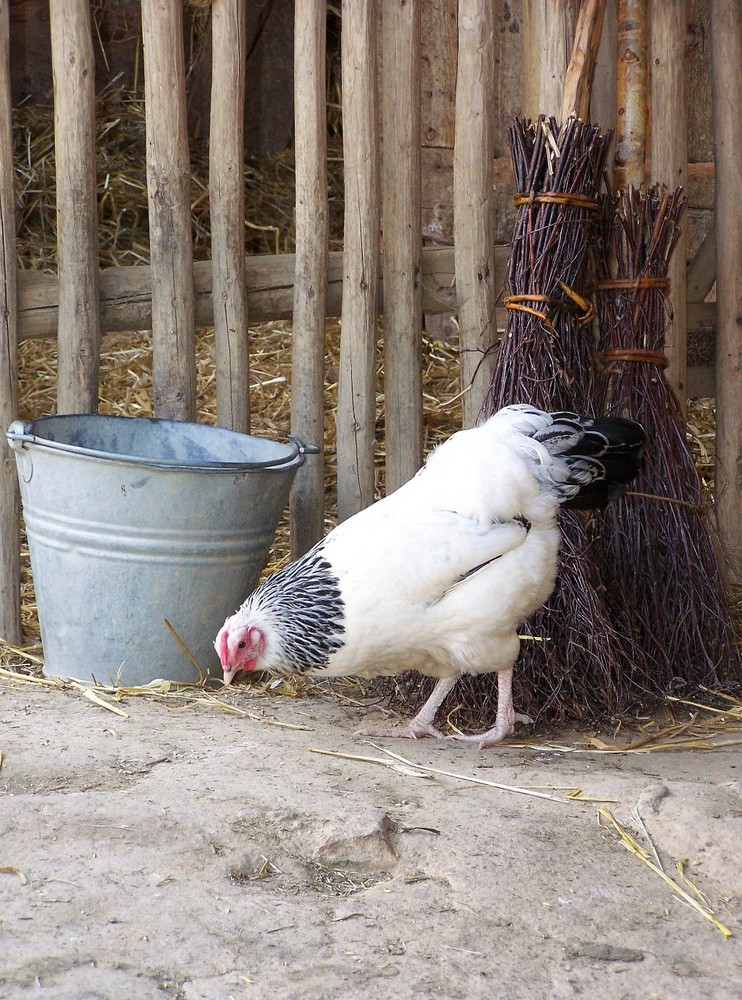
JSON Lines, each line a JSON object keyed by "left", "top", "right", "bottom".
{"left": 215, "top": 405, "right": 644, "bottom": 747}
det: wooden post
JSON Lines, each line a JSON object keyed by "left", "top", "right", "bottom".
{"left": 141, "top": 0, "right": 196, "bottom": 420}
{"left": 290, "top": 0, "right": 328, "bottom": 556}
{"left": 710, "top": 0, "right": 742, "bottom": 584}
{"left": 523, "top": 0, "right": 580, "bottom": 119}
{"left": 49, "top": 0, "right": 100, "bottom": 414}
{"left": 382, "top": 0, "right": 423, "bottom": 490}
{"left": 454, "top": 0, "right": 496, "bottom": 428}
{"left": 561, "top": 0, "right": 607, "bottom": 122}
{"left": 210, "top": 0, "right": 249, "bottom": 434}
{"left": 0, "top": 0, "right": 21, "bottom": 645}
{"left": 614, "top": 0, "right": 648, "bottom": 188}
{"left": 337, "top": 0, "right": 380, "bottom": 520}
{"left": 650, "top": 0, "right": 687, "bottom": 412}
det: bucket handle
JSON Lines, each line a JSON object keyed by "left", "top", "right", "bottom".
{"left": 6, "top": 420, "right": 34, "bottom": 482}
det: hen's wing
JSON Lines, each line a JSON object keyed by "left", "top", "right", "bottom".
{"left": 323, "top": 502, "right": 532, "bottom": 607}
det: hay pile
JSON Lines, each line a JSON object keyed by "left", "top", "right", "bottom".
{"left": 3, "top": 89, "right": 740, "bottom": 734}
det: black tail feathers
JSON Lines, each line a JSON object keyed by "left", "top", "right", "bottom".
{"left": 548, "top": 413, "right": 645, "bottom": 510}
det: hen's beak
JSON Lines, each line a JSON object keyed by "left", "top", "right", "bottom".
{"left": 215, "top": 628, "right": 234, "bottom": 686}
{"left": 222, "top": 666, "right": 239, "bottom": 687}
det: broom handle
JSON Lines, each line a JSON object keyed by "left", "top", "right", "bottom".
{"left": 561, "top": 0, "right": 607, "bottom": 123}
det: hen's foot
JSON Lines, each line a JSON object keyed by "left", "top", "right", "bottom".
{"left": 358, "top": 675, "right": 458, "bottom": 743}
{"left": 357, "top": 719, "right": 447, "bottom": 741}
{"left": 448, "top": 711, "right": 533, "bottom": 749}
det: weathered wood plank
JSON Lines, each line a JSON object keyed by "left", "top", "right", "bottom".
{"left": 454, "top": 0, "right": 497, "bottom": 428}
{"left": 290, "top": 0, "right": 328, "bottom": 557}
{"left": 49, "top": 0, "right": 100, "bottom": 413}
{"left": 141, "top": 0, "right": 196, "bottom": 419}
{"left": 210, "top": 0, "right": 249, "bottom": 434}
{"left": 523, "top": 0, "right": 580, "bottom": 118}
{"left": 686, "top": 227, "right": 716, "bottom": 304}
{"left": 0, "top": 0, "right": 21, "bottom": 645}
{"left": 16, "top": 248, "right": 478, "bottom": 339}
{"left": 383, "top": 0, "right": 423, "bottom": 491}
{"left": 710, "top": 0, "right": 742, "bottom": 583}
{"left": 591, "top": 0, "right": 617, "bottom": 130}
{"left": 420, "top": 0, "right": 457, "bottom": 148}
{"left": 337, "top": 0, "right": 380, "bottom": 520}
{"left": 651, "top": 0, "right": 688, "bottom": 411}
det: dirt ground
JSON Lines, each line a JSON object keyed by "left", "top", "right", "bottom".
{"left": 1, "top": 675, "right": 741, "bottom": 1000}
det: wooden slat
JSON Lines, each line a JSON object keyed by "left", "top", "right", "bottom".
{"left": 49, "top": 0, "right": 100, "bottom": 414}
{"left": 420, "top": 0, "right": 457, "bottom": 148}
{"left": 0, "top": 0, "right": 20, "bottom": 645}
{"left": 614, "top": 0, "right": 648, "bottom": 188}
{"left": 710, "top": 0, "right": 742, "bottom": 584}
{"left": 686, "top": 228, "right": 716, "bottom": 304}
{"left": 590, "top": 0, "right": 617, "bottom": 131}
{"left": 337, "top": 0, "right": 380, "bottom": 521}
{"left": 454, "top": 0, "right": 496, "bottom": 428}
{"left": 290, "top": 0, "right": 328, "bottom": 557}
{"left": 382, "top": 0, "right": 423, "bottom": 491}
{"left": 209, "top": 0, "right": 249, "bottom": 433}
{"left": 141, "top": 0, "right": 196, "bottom": 420}
{"left": 561, "top": 0, "right": 607, "bottom": 122}
{"left": 523, "top": 0, "right": 580, "bottom": 118}
{"left": 651, "top": 0, "right": 688, "bottom": 410}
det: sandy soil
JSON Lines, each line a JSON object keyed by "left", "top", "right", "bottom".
{"left": 1, "top": 677, "right": 741, "bottom": 1000}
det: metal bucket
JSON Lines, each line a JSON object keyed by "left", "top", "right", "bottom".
{"left": 6, "top": 414, "right": 315, "bottom": 686}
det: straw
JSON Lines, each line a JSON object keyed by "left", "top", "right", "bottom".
{"left": 598, "top": 807, "right": 733, "bottom": 939}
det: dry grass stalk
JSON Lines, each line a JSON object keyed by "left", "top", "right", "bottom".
{"left": 311, "top": 744, "right": 573, "bottom": 802}
{"left": 0, "top": 865, "right": 29, "bottom": 885}
{"left": 598, "top": 807, "right": 733, "bottom": 938}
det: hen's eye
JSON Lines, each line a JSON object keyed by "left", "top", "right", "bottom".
{"left": 237, "top": 640, "right": 246, "bottom": 649}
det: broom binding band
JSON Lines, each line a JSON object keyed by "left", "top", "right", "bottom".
{"left": 514, "top": 191, "right": 600, "bottom": 214}
{"left": 504, "top": 280, "right": 595, "bottom": 333}
{"left": 600, "top": 349, "right": 669, "bottom": 369}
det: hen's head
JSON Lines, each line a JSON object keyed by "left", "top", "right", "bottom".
{"left": 215, "top": 615, "right": 267, "bottom": 686}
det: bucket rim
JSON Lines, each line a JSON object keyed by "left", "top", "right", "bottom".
{"left": 6, "top": 414, "right": 319, "bottom": 473}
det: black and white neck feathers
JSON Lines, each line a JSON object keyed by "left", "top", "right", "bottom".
{"left": 246, "top": 542, "right": 346, "bottom": 673}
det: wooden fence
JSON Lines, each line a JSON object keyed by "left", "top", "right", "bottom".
{"left": 1, "top": 0, "right": 740, "bottom": 649}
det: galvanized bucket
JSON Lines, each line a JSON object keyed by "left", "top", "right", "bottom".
{"left": 6, "top": 414, "right": 316, "bottom": 686}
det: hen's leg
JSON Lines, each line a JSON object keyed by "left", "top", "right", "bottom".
{"left": 449, "top": 668, "right": 532, "bottom": 749}
{"left": 358, "top": 675, "right": 458, "bottom": 741}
